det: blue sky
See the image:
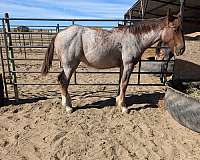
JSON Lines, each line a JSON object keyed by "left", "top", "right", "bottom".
{"left": 0, "top": 0, "right": 136, "bottom": 27}
{"left": 0, "top": 0, "right": 135, "bottom": 19}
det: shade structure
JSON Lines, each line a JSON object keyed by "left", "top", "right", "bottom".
{"left": 124, "top": 0, "right": 200, "bottom": 33}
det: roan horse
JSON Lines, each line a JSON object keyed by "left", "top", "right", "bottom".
{"left": 41, "top": 12, "right": 185, "bottom": 113}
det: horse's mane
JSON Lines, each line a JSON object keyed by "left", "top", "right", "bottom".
{"left": 116, "top": 17, "right": 166, "bottom": 35}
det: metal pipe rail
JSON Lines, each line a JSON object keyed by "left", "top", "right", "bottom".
{"left": 6, "top": 32, "right": 57, "bottom": 34}
{"left": 12, "top": 83, "right": 165, "bottom": 86}
{"left": 1, "top": 58, "right": 174, "bottom": 62}
{"left": 1, "top": 18, "right": 145, "bottom": 21}
{"left": 4, "top": 71, "right": 173, "bottom": 74}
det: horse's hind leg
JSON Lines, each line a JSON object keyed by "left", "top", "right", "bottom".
{"left": 58, "top": 63, "right": 78, "bottom": 113}
{"left": 58, "top": 70, "right": 72, "bottom": 113}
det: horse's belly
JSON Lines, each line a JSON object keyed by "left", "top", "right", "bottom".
{"left": 82, "top": 51, "right": 121, "bottom": 69}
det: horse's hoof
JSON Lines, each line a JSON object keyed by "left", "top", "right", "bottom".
{"left": 66, "top": 106, "right": 73, "bottom": 113}
{"left": 122, "top": 107, "right": 129, "bottom": 114}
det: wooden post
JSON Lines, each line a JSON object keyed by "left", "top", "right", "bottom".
{"left": 4, "top": 13, "right": 19, "bottom": 100}
{"left": 0, "top": 73, "right": 4, "bottom": 107}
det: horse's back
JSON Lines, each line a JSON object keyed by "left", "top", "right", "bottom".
{"left": 56, "top": 25, "right": 84, "bottom": 42}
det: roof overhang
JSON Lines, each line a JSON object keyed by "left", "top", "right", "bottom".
{"left": 124, "top": 0, "right": 200, "bottom": 33}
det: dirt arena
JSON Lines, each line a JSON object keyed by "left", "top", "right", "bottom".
{"left": 0, "top": 33, "right": 200, "bottom": 159}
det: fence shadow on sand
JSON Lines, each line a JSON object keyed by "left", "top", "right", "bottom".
{"left": 2, "top": 96, "right": 48, "bottom": 107}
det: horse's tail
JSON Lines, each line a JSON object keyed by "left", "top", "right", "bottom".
{"left": 41, "top": 35, "right": 56, "bottom": 76}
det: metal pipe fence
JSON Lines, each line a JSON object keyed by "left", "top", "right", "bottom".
{"left": 0, "top": 13, "right": 174, "bottom": 100}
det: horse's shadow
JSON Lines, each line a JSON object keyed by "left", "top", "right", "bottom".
{"left": 76, "top": 92, "right": 165, "bottom": 111}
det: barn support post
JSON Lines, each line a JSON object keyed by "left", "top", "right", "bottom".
{"left": 4, "top": 13, "right": 19, "bottom": 100}
{"left": 141, "top": 0, "right": 144, "bottom": 19}
{"left": 137, "top": 0, "right": 146, "bottom": 85}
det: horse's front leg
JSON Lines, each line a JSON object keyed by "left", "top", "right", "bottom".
{"left": 117, "top": 65, "right": 124, "bottom": 96}
{"left": 116, "top": 62, "right": 134, "bottom": 113}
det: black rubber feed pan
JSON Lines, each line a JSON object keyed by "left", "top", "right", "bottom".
{"left": 165, "top": 85, "right": 200, "bottom": 133}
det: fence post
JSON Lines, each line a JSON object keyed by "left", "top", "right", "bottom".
{"left": 0, "top": 47, "right": 8, "bottom": 99}
{"left": 4, "top": 13, "right": 19, "bottom": 100}
{"left": 0, "top": 73, "right": 4, "bottom": 106}
{"left": 40, "top": 29, "right": 43, "bottom": 46}
{"left": 56, "top": 24, "right": 60, "bottom": 32}
{"left": 18, "top": 32, "right": 23, "bottom": 55}
{"left": 22, "top": 33, "right": 27, "bottom": 58}
{"left": 71, "top": 20, "right": 77, "bottom": 84}
{"left": 2, "top": 19, "right": 12, "bottom": 84}
{"left": 56, "top": 24, "right": 62, "bottom": 69}
{"left": 137, "top": 59, "right": 141, "bottom": 84}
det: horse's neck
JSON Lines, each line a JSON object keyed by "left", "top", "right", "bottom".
{"left": 138, "top": 28, "right": 162, "bottom": 52}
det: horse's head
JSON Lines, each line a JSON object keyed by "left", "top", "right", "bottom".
{"left": 161, "top": 11, "right": 185, "bottom": 56}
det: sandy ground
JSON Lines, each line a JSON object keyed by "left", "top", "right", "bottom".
{"left": 1, "top": 94, "right": 200, "bottom": 160}
{"left": 0, "top": 35, "right": 200, "bottom": 159}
